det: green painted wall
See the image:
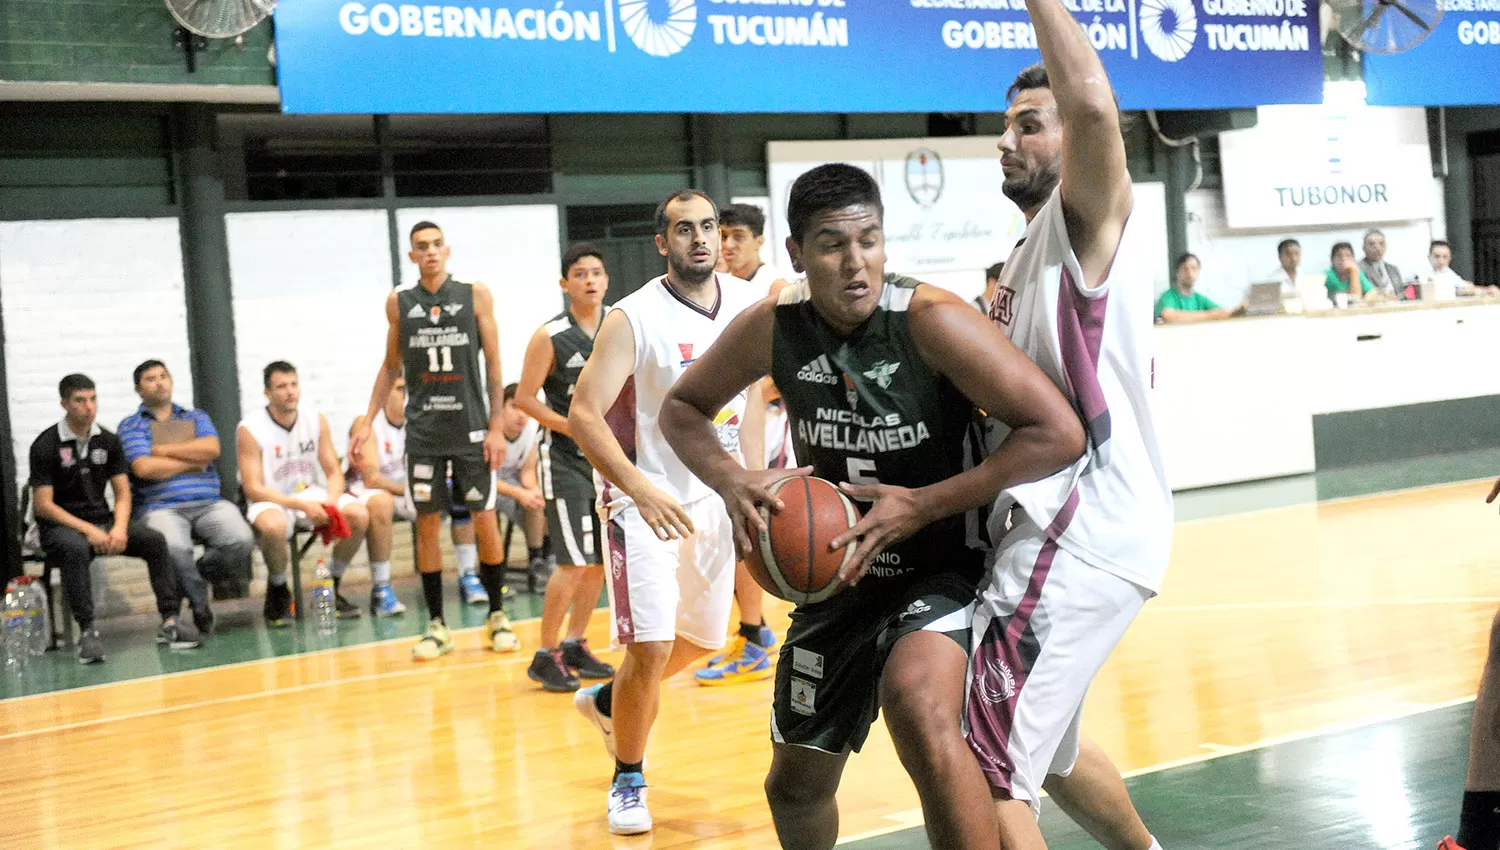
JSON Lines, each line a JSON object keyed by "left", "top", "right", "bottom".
{"left": 0, "top": 0, "right": 274, "bottom": 86}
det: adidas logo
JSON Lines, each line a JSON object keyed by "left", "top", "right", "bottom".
{"left": 903, "top": 599, "right": 931, "bottom": 618}
{"left": 406, "top": 303, "right": 425, "bottom": 319}
{"left": 566, "top": 351, "right": 587, "bottom": 369}
{"left": 464, "top": 487, "right": 483, "bottom": 501}
{"left": 796, "top": 354, "right": 840, "bottom": 385}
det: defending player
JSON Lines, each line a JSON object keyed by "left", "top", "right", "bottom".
{"left": 659, "top": 164, "right": 1086, "bottom": 850}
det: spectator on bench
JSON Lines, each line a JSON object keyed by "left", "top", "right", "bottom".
{"left": 30, "top": 374, "right": 200, "bottom": 663}
{"left": 120, "top": 360, "right": 253, "bottom": 638}
{"left": 238, "top": 361, "right": 369, "bottom": 627}
{"left": 1156, "top": 253, "right": 1240, "bottom": 323}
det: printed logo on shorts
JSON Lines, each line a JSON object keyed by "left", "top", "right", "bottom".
{"left": 617, "top": 614, "right": 632, "bottom": 635}
{"left": 611, "top": 548, "right": 625, "bottom": 578}
{"left": 790, "top": 676, "right": 817, "bottom": 716}
{"left": 978, "top": 658, "right": 1017, "bottom": 705}
{"left": 412, "top": 463, "right": 435, "bottom": 480}
{"left": 464, "top": 487, "right": 483, "bottom": 502}
{"left": 469, "top": 430, "right": 487, "bottom": 444}
{"left": 902, "top": 599, "right": 931, "bottom": 620}
{"left": 792, "top": 647, "right": 824, "bottom": 679}
{"left": 412, "top": 482, "right": 433, "bottom": 502}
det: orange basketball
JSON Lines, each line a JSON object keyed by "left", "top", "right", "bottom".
{"left": 745, "top": 476, "right": 860, "bottom": 605}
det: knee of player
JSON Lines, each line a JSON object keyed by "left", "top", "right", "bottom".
{"left": 254, "top": 512, "right": 288, "bottom": 542}
{"left": 880, "top": 667, "right": 962, "bottom": 739}
{"left": 366, "top": 492, "right": 395, "bottom": 520}
{"left": 624, "top": 640, "right": 674, "bottom": 670}
{"left": 342, "top": 504, "right": 370, "bottom": 532}
{"left": 765, "top": 764, "right": 836, "bottom": 809}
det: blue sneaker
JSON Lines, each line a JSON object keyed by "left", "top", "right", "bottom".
{"left": 695, "top": 636, "right": 772, "bottom": 686}
{"left": 370, "top": 583, "right": 406, "bottom": 617}
{"left": 458, "top": 572, "right": 488, "bottom": 606}
{"left": 706, "top": 626, "right": 778, "bottom": 666}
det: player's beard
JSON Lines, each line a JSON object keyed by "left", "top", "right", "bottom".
{"left": 1002, "top": 159, "right": 1061, "bottom": 215}
{"left": 668, "top": 250, "right": 717, "bottom": 285}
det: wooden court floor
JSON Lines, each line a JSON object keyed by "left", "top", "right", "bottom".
{"left": 2, "top": 479, "right": 1497, "bottom": 848}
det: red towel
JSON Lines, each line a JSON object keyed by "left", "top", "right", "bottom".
{"left": 318, "top": 504, "right": 352, "bottom": 544}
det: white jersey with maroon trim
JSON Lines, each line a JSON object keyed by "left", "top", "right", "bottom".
{"left": 604, "top": 272, "right": 759, "bottom": 505}
{"left": 348, "top": 409, "right": 406, "bottom": 495}
{"left": 242, "top": 406, "right": 324, "bottom": 496}
{"left": 984, "top": 187, "right": 1173, "bottom": 593}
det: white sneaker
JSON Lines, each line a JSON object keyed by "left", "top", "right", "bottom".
{"left": 574, "top": 684, "right": 616, "bottom": 759}
{"left": 607, "top": 772, "right": 651, "bottom": 835}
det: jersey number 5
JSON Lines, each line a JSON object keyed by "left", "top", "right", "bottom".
{"left": 426, "top": 346, "right": 454, "bottom": 373}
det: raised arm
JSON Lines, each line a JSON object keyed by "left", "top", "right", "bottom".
{"left": 352, "top": 291, "right": 403, "bottom": 466}
{"left": 515, "top": 325, "right": 568, "bottom": 435}
{"left": 570, "top": 309, "right": 694, "bottom": 540}
{"left": 473, "top": 282, "right": 507, "bottom": 471}
{"left": 317, "top": 414, "right": 346, "bottom": 498}
{"left": 1030, "top": 0, "right": 1132, "bottom": 286}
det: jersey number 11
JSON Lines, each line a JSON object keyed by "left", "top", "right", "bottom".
{"left": 427, "top": 346, "right": 454, "bottom": 373}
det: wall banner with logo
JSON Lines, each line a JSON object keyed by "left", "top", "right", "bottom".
{"left": 273, "top": 0, "right": 1324, "bottom": 114}
{"left": 1364, "top": 5, "right": 1500, "bottom": 106}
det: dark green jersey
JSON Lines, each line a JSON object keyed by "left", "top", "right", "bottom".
{"left": 771, "top": 275, "right": 985, "bottom": 584}
{"left": 540, "top": 309, "right": 597, "bottom": 460}
{"left": 397, "top": 276, "right": 488, "bottom": 456}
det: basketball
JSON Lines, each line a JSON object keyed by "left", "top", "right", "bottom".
{"left": 745, "top": 476, "right": 860, "bottom": 605}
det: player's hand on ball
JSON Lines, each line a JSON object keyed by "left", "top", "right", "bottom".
{"left": 831, "top": 483, "right": 929, "bottom": 588}
{"left": 483, "top": 429, "right": 508, "bottom": 472}
{"left": 636, "top": 482, "right": 694, "bottom": 541}
{"left": 721, "top": 466, "right": 813, "bottom": 559}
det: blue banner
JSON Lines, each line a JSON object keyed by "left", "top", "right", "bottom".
{"left": 274, "top": 0, "right": 1324, "bottom": 114}
{"left": 1365, "top": 5, "right": 1500, "bottom": 106}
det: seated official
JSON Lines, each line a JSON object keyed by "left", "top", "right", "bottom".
{"left": 238, "top": 361, "right": 369, "bottom": 627}
{"left": 1358, "top": 229, "right": 1403, "bottom": 299}
{"left": 120, "top": 360, "right": 253, "bottom": 636}
{"left": 1324, "top": 242, "right": 1382, "bottom": 307}
{"left": 1265, "top": 238, "right": 1304, "bottom": 299}
{"left": 31, "top": 374, "right": 200, "bottom": 663}
{"left": 1156, "top": 254, "right": 1241, "bottom": 323}
{"left": 1427, "top": 240, "right": 1500, "bottom": 300}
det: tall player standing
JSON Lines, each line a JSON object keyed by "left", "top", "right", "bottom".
{"left": 661, "top": 164, "right": 1086, "bottom": 850}
{"left": 568, "top": 189, "right": 764, "bottom": 835}
{"left": 965, "top": 0, "right": 1174, "bottom": 846}
{"left": 515, "top": 243, "right": 618, "bottom": 692}
{"left": 351, "top": 221, "right": 521, "bottom": 661}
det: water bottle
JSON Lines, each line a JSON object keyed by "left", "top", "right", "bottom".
{"left": 20, "top": 577, "right": 49, "bottom": 656}
{"left": 312, "top": 558, "right": 336, "bottom": 637}
{"left": 4, "top": 579, "right": 28, "bottom": 674}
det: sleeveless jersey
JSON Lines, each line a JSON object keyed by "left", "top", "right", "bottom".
{"left": 396, "top": 276, "right": 488, "bottom": 456}
{"left": 500, "top": 422, "right": 538, "bottom": 482}
{"left": 771, "top": 276, "right": 985, "bottom": 584}
{"left": 985, "top": 187, "right": 1173, "bottom": 593}
{"left": 606, "top": 272, "right": 759, "bottom": 505}
{"left": 541, "top": 310, "right": 598, "bottom": 461}
{"left": 242, "top": 406, "right": 323, "bottom": 496}
{"left": 347, "top": 409, "right": 406, "bottom": 494}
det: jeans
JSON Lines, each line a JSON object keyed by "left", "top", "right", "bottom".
{"left": 139, "top": 500, "right": 255, "bottom": 613}
{"left": 39, "top": 521, "right": 179, "bottom": 628}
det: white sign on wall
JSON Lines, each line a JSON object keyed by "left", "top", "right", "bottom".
{"left": 766, "top": 137, "right": 1026, "bottom": 293}
{"left": 1219, "top": 104, "right": 1435, "bottom": 230}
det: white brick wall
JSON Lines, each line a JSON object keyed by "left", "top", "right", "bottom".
{"left": 2, "top": 218, "right": 196, "bottom": 488}
{"left": 227, "top": 210, "right": 392, "bottom": 457}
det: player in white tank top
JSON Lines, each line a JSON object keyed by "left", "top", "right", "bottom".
{"left": 963, "top": 5, "right": 1173, "bottom": 848}
{"left": 567, "top": 191, "right": 766, "bottom": 836}
{"left": 237, "top": 363, "right": 369, "bottom": 626}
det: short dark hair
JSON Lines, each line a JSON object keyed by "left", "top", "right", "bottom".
{"left": 654, "top": 189, "right": 718, "bottom": 237}
{"left": 409, "top": 220, "right": 442, "bottom": 241}
{"left": 787, "top": 164, "right": 883, "bottom": 244}
{"left": 263, "top": 361, "right": 297, "bottom": 389}
{"left": 503, "top": 382, "right": 519, "bottom": 403}
{"left": 1277, "top": 238, "right": 1300, "bottom": 256}
{"left": 1363, "top": 228, "right": 1385, "bottom": 241}
{"left": 133, "top": 359, "right": 167, "bottom": 387}
{"left": 719, "top": 203, "right": 767, "bottom": 238}
{"left": 1175, "top": 253, "right": 1199, "bottom": 272}
{"left": 985, "top": 262, "right": 1005, "bottom": 281}
{"left": 1007, "top": 63, "right": 1051, "bottom": 102}
{"left": 1331, "top": 241, "right": 1354, "bottom": 260}
{"left": 59, "top": 374, "right": 94, "bottom": 400}
{"left": 561, "top": 242, "right": 606, "bottom": 278}
{"left": 1431, "top": 239, "right": 1451, "bottom": 252}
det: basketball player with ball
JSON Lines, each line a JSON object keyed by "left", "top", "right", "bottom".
{"left": 660, "top": 163, "right": 1086, "bottom": 850}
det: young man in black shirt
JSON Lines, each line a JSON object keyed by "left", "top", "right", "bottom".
{"left": 28, "top": 374, "right": 198, "bottom": 663}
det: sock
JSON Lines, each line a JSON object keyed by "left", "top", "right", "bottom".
{"left": 739, "top": 621, "right": 765, "bottom": 645}
{"left": 614, "top": 759, "right": 644, "bottom": 781}
{"left": 455, "top": 543, "right": 478, "bottom": 575}
{"left": 329, "top": 558, "right": 349, "bottom": 579}
{"left": 332, "top": 576, "right": 342, "bottom": 595}
{"left": 1458, "top": 790, "right": 1500, "bottom": 850}
{"left": 421, "top": 572, "right": 444, "bottom": 624}
{"left": 595, "top": 681, "right": 614, "bottom": 717}
{"left": 527, "top": 545, "right": 545, "bottom": 562}
{"left": 479, "top": 562, "right": 507, "bottom": 613}
{"left": 371, "top": 560, "right": 392, "bottom": 584}
{"left": 541, "top": 534, "right": 552, "bottom": 553}
{"left": 267, "top": 573, "right": 288, "bottom": 587}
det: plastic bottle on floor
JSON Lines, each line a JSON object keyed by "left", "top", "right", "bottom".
{"left": 4, "top": 579, "right": 29, "bottom": 674}
{"left": 312, "top": 559, "right": 336, "bottom": 637}
{"left": 19, "top": 577, "right": 49, "bottom": 656}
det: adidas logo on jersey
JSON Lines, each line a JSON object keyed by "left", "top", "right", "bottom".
{"left": 796, "top": 354, "right": 840, "bottom": 385}
{"left": 406, "top": 303, "right": 425, "bottom": 319}
{"left": 566, "top": 352, "right": 587, "bottom": 369}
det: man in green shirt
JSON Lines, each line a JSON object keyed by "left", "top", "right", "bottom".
{"left": 1156, "top": 253, "right": 1240, "bottom": 323}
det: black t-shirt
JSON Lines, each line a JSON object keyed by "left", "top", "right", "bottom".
{"left": 28, "top": 423, "right": 128, "bottom": 526}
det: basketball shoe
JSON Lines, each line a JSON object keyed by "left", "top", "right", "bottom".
{"left": 695, "top": 636, "right": 772, "bottom": 686}
{"left": 528, "top": 649, "right": 581, "bottom": 692}
{"left": 488, "top": 610, "right": 521, "bottom": 652}
{"left": 704, "top": 626, "right": 777, "bottom": 667}
{"left": 574, "top": 683, "right": 616, "bottom": 758}
{"left": 412, "top": 619, "right": 453, "bottom": 661}
{"left": 458, "top": 571, "right": 488, "bottom": 605}
{"left": 561, "top": 638, "right": 615, "bottom": 679}
{"left": 608, "top": 772, "right": 651, "bottom": 835}
{"left": 370, "top": 582, "right": 406, "bottom": 617}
